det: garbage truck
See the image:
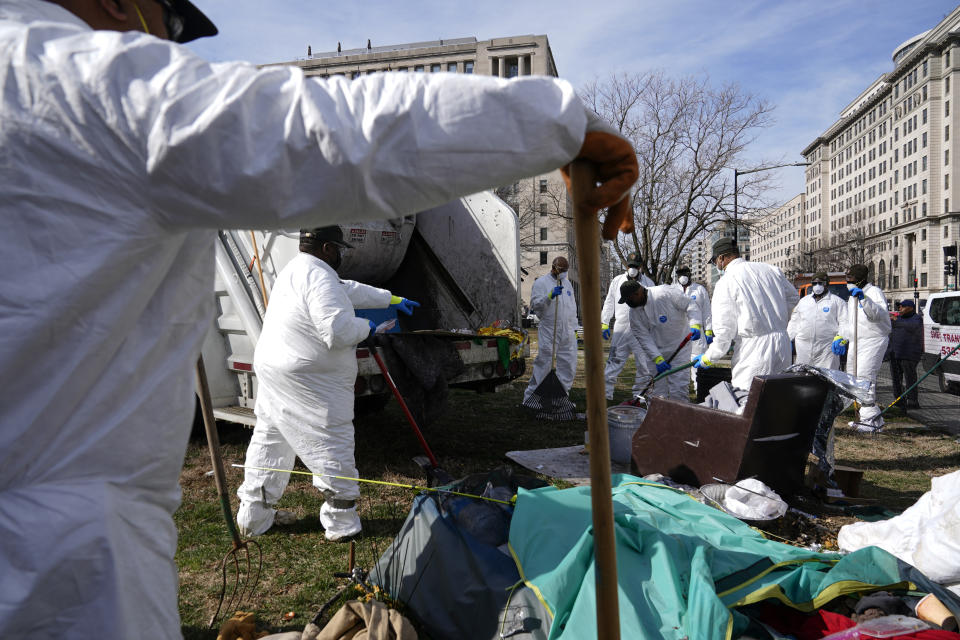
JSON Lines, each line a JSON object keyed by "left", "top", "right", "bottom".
{"left": 201, "top": 191, "right": 528, "bottom": 426}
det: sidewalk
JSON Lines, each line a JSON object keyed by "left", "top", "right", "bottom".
{"left": 875, "top": 367, "right": 960, "bottom": 435}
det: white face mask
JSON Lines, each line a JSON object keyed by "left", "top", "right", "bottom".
{"left": 627, "top": 267, "right": 639, "bottom": 278}
{"left": 846, "top": 283, "right": 856, "bottom": 292}
{"left": 812, "top": 284, "right": 825, "bottom": 295}
{"left": 559, "top": 271, "right": 568, "bottom": 280}
{"left": 678, "top": 275, "right": 689, "bottom": 285}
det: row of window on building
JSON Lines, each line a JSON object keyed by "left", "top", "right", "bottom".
{"left": 315, "top": 60, "right": 476, "bottom": 79}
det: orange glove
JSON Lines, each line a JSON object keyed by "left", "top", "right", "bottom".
{"left": 560, "top": 129, "right": 639, "bottom": 240}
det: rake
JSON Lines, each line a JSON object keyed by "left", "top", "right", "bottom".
{"left": 195, "top": 355, "right": 263, "bottom": 629}
{"left": 521, "top": 279, "right": 577, "bottom": 420}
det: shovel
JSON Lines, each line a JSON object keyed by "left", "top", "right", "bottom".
{"left": 363, "top": 336, "right": 452, "bottom": 486}
{"left": 635, "top": 331, "right": 694, "bottom": 399}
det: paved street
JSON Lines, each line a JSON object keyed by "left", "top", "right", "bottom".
{"left": 874, "top": 367, "right": 960, "bottom": 436}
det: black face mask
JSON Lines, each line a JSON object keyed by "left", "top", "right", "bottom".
{"left": 625, "top": 299, "right": 643, "bottom": 308}
{"left": 900, "top": 308, "right": 915, "bottom": 318}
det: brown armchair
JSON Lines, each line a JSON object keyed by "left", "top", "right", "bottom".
{"left": 631, "top": 373, "right": 830, "bottom": 498}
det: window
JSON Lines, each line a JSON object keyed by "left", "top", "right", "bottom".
{"left": 947, "top": 125, "right": 951, "bottom": 142}
{"left": 540, "top": 227, "right": 548, "bottom": 241}
{"left": 922, "top": 250, "right": 927, "bottom": 265}
{"left": 948, "top": 101, "right": 952, "bottom": 117}
{"left": 947, "top": 225, "right": 951, "bottom": 238}
{"left": 923, "top": 179, "right": 927, "bottom": 194}
{"left": 948, "top": 150, "right": 951, "bottom": 166}
{"left": 947, "top": 174, "right": 951, "bottom": 190}
{"left": 923, "top": 108, "right": 928, "bottom": 124}
{"left": 922, "top": 228, "right": 927, "bottom": 240}
{"left": 539, "top": 202, "right": 548, "bottom": 216}
{"left": 921, "top": 272, "right": 927, "bottom": 287}
{"left": 539, "top": 251, "right": 548, "bottom": 265}
{"left": 430, "top": 64, "right": 441, "bottom": 73}
{"left": 447, "top": 62, "right": 457, "bottom": 72}
{"left": 463, "top": 61, "right": 474, "bottom": 74}
{"left": 539, "top": 179, "right": 548, "bottom": 193}
{"left": 414, "top": 65, "right": 424, "bottom": 72}
{"left": 923, "top": 132, "right": 927, "bottom": 148}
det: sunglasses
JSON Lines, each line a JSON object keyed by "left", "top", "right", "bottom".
{"left": 155, "top": 0, "right": 185, "bottom": 42}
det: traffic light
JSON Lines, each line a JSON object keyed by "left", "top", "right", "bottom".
{"left": 952, "top": 259, "right": 959, "bottom": 276}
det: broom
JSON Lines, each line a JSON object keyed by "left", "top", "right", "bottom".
{"left": 522, "top": 277, "right": 577, "bottom": 421}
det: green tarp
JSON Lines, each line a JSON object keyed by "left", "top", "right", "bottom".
{"left": 508, "top": 475, "right": 957, "bottom": 639}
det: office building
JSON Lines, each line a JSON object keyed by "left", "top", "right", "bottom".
{"left": 801, "top": 8, "right": 960, "bottom": 303}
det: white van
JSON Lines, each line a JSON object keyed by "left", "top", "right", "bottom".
{"left": 923, "top": 291, "right": 960, "bottom": 394}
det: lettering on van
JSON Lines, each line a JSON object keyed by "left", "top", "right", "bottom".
{"left": 380, "top": 231, "right": 400, "bottom": 244}
{"left": 349, "top": 228, "right": 367, "bottom": 244}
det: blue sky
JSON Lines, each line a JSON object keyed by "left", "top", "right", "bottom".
{"left": 187, "top": 1, "right": 956, "bottom": 206}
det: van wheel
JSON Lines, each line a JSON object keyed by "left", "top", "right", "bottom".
{"left": 939, "top": 370, "right": 960, "bottom": 395}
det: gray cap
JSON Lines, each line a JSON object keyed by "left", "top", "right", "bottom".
{"left": 709, "top": 237, "right": 737, "bottom": 264}
{"left": 812, "top": 272, "right": 829, "bottom": 283}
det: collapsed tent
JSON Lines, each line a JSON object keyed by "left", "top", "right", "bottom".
{"left": 372, "top": 473, "right": 960, "bottom": 639}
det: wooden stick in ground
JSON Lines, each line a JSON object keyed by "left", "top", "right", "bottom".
{"left": 570, "top": 160, "right": 621, "bottom": 640}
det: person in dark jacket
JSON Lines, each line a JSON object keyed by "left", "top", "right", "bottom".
{"left": 889, "top": 299, "right": 924, "bottom": 409}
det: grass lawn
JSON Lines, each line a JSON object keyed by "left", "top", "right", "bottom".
{"left": 176, "top": 329, "right": 960, "bottom": 637}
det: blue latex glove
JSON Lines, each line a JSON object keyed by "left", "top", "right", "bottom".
{"left": 367, "top": 319, "right": 377, "bottom": 337}
{"left": 689, "top": 326, "right": 701, "bottom": 341}
{"left": 390, "top": 296, "right": 420, "bottom": 316}
{"left": 601, "top": 323, "right": 611, "bottom": 340}
{"left": 831, "top": 337, "right": 848, "bottom": 355}
{"left": 693, "top": 354, "right": 712, "bottom": 369}
{"left": 849, "top": 286, "right": 865, "bottom": 300}
{"left": 705, "top": 329, "right": 714, "bottom": 345}
{"left": 653, "top": 356, "right": 671, "bottom": 375}
{"left": 549, "top": 285, "right": 564, "bottom": 299}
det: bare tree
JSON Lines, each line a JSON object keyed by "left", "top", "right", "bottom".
{"left": 580, "top": 72, "right": 776, "bottom": 283}
{"left": 496, "top": 179, "right": 571, "bottom": 274}
{"left": 812, "top": 228, "right": 874, "bottom": 272}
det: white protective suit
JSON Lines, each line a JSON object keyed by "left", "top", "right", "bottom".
{"left": 523, "top": 272, "right": 579, "bottom": 401}
{"left": 0, "top": 2, "right": 590, "bottom": 637}
{"left": 702, "top": 259, "right": 800, "bottom": 393}
{"left": 627, "top": 285, "right": 702, "bottom": 401}
{"left": 838, "top": 283, "right": 891, "bottom": 425}
{"left": 672, "top": 280, "right": 713, "bottom": 390}
{"left": 787, "top": 292, "right": 846, "bottom": 369}
{"left": 601, "top": 271, "right": 655, "bottom": 399}
{"left": 236, "top": 254, "right": 391, "bottom": 540}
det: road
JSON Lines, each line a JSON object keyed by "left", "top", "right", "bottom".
{"left": 874, "top": 366, "right": 960, "bottom": 435}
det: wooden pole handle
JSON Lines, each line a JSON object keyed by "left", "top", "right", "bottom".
{"left": 570, "top": 160, "right": 621, "bottom": 640}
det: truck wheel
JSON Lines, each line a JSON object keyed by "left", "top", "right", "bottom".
{"left": 355, "top": 393, "right": 391, "bottom": 417}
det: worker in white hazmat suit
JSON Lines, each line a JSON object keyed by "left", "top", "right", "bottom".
{"left": 0, "top": 1, "right": 640, "bottom": 637}
{"left": 619, "top": 280, "right": 703, "bottom": 401}
{"left": 237, "top": 227, "right": 419, "bottom": 541}
{"left": 601, "top": 252, "right": 655, "bottom": 399}
{"left": 787, "top": 271, "right": 846, "bottom": 369}
{"left": 831, "top": 264, "right": 891, "bottom": 433}
{"left": 694, "top": 237, "right": 799, "bottom": 394}
{"left": 523, "top": 257, "right": 579, "bottom": 402}
{"left": 672, "top": 265, "right": 713, "bottom": 392}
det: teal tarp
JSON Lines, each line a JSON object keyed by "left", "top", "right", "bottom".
{"left": 508, "top": 476, "right": 951, "bottom": 640}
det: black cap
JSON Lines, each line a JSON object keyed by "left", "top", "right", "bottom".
{"left": 618, "top": 279, "right": 642, "bottom": 304}
{"left": 676, "top": 265, "right": 691, "bottom": 275}
{"left": 847, "top": 264, "right": 868, "bottom": 283}
{"left": 300, "top": 226, "right": 353, "bottom": 248}
{"left": 169, "top": 0, "right": 218, "bottom": 43}
{"left": 812, "top": 271, "right": 828, "bottom": 283}
{"left": 626, "top": 252, "right": 642, "bottom": 268}
{"left": 899, "top": 299, "right": 915, "bottom": 308}
{"left": 709, "top": 237, "right": 737, "bottom": 264}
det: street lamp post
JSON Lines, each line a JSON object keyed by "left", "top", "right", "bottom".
{"left": 732, "top": 162, "right": 811, "bottom": 245}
